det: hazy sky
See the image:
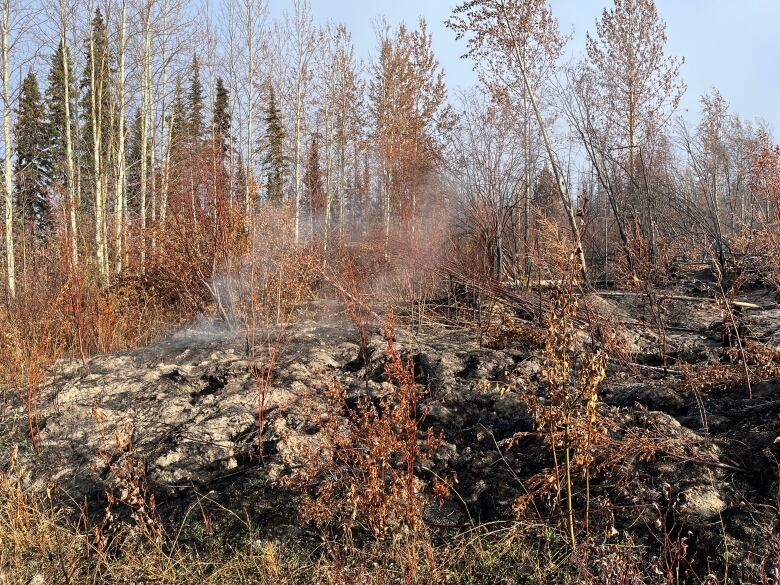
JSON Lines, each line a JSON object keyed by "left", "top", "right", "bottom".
{"left": 270, "top": 0, "right": 780, "bottom": 134}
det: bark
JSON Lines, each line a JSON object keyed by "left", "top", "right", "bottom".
{"left": 114, "top": 0, "right": 127, "bottom": 273}
{"left": 1, "top": 0, "right": 13, "bottom": 300}
{"left": 61, "top": 0, "right": 78, "bottom": 270}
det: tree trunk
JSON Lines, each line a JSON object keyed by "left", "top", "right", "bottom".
{"left": 1, "top": 0, "right": 14, "bottom": 300}
{"left": 499, "top": 0, "right": 588, "bottom": 283}
{"left": 61, "top": 0, "right": 78, "bottom": 270}
{"left": 140, "top": 1, "right": 152, "bottom": 272}
{"left": 114, "top": 0, "right": 127, "bottom": 273}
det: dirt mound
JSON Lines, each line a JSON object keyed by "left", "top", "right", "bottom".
{"left": 2, "top": 294, "right": 779, "bottom": 581}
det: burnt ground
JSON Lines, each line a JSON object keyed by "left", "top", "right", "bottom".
{"left": 1, "top": 280, "right": 780, "bottom": 582}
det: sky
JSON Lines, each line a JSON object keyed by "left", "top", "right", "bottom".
{"left": 270, "top": 0, "right": 780, "bottom": 134}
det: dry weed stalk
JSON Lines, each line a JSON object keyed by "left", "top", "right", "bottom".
{"left": 91, "top": 418, "right": 164, "bottom": 550}
{"left": 511, "top": 282, "right": 606, "bottom": 551}
{"left": 290, "top": 314, "right": 440, "bottom": 549}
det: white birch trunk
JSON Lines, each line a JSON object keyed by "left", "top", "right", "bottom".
{"left": 1, "top": 0, "right": 14, "bottom": 300}
{"left": 114, "top": 0, "right": 127, "bottom": 273}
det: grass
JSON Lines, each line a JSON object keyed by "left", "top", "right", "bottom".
{"left": 0, "top": 467, "right": 621, "bottom": 585}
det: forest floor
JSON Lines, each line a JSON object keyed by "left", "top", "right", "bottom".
{"left": 1, "top": 271, "right": 779, "bottom": 583}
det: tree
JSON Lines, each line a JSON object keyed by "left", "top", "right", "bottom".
{"left": 212, "top": 77, "right": 231, "bottom": 159}
{"left": 81, "top": 5, "right": 114, "bottom": 280}
{"left": 126, "top": 107, "right": 144, "bottom": 213}
{"left": 304, "top": 133, "right": 324, "bottom": 238}
{"left": 14, "top": 70, "right": 50, "bottom": 239}
{"left": 316, "top": 24, "right": 362, "bottom": 247}
{"left": 450, "top": 90, "right": 526, "bottom": 279}
{"left": 58, "top": 0, "right": 78, "bottom": 270}
{"left": 2, "top": 0, "right": 15, "bottom": 299}
{"left": 44, "top": 41, "right": 73, "bottom": 192}
{"left": 370, "top": 19, "right": 451, "bottom": 253}
{"left": 137, "top": 0, "right": 158, "bottom": 269}
{"left": 281, "top": 0, "right": 318, "bottom": 242}
{"left": 584, "top": 0, "right": 685, "bottom": 268}
{"left": 586, "top": 0, "right": 685, "bottom": 172}
{"left": 263, "top": 84, "right": 286, "bottom": 204}
{"left": 679, "top": 89, "right": 730, "bottom": 267}
{"left": 448, "top": 0, "right": 564, "bottom": 279}
{"left": 113, "top": 0, "right": 128, "bottom": 273}
{"left": 448, "top": 0, "right": 589, "bottom": 282}
{"left": 168, "top": 77, "right": 186, "bottom": 161}
{"left": 187, "top": 53, "right": 204, "bottom": 142}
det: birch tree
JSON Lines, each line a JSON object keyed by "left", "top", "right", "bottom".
{"left": 60, "top": 0, "right": 78, "bottom": 270}
{"left": 281, "top": 0, "right": 317, "bottom": 242}
{"left": 1, "top": 0, "right": 14, "bottom": 299}
{"left": 113, "top": 0, "right": 127, "bottom": 272}
{"left": 139, "top": 0, "right": 153, "bottom": 270}
{"left": 449, "top": 0, "right": 588, "bottom": 281}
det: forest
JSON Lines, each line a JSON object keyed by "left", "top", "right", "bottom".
{"left": 0, "top": 0, "right": 779, "bottom": 583}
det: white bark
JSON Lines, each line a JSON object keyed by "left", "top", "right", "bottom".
{"left": 61, "top": 0, "right": 78, "bottom": 270}
{"left": 499, "top": 0, "right": 588, "bottom": 282}
{"left": 139, "top": 0, "right": 152, "bottom": 271}
{"left": 1, "top": 0, "right": 13, "bottom": 300}
{"left": 113, "top": 0, "right": 127, "bottom": 273}
{"left": 87, "top": 0, "right": 107, "bottom": 283}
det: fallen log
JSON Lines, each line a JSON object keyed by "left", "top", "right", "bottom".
{"left": 594, "top": 291, "right": 761, "bottom": 310}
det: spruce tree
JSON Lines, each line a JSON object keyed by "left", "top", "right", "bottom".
{"left": 264, "top": 85, "right": 286, "bottom": 204}
{"left": 212, "top": 77, "right": 231, "bottom": 158}
{"left": 168, "top": 77, "right": 186, "bottom": 161}
{"left": 79, "top": 8, "right": 114, "bottom": 205}
{"left": 44, "top": 40, "right": 73, "bottom": 190}
{"left": 304, "top": 133, "right": 324, "bottom": 235}
{"left": 126, "top": 107, "right": 144, "bottom": 213}
{"left": 14, "top": 71, "right": 50, "bottom": 238}
{"left": 187, "top": 54, "right": 204, "bottom": 142}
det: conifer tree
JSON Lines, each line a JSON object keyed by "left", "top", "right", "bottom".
{"left": 44, "top": 40, "right": 73, "bottom": 190}
{"left": 264, "top": 84, "right": 286, "bottom": 204}
{"left": 14, "top": 70, "right": 50, "bottom": 238}
{"left": 304, "top": 133, "right": 324, "bottom": 237}
{"left": 80, "top": 7, "right": 113, "bottom": 183}
{"left": 187, "top": 53, "right": 204, "bottom": 142}
{"left": 169, "top": 77, "right": 186, "bottom": 160}
{"left": 126, "top": 107, "right": 144, "bottom": 213}
{"left": 212, "top": 77, "right": 231, "bottom": 158}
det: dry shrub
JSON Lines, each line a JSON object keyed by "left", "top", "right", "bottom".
{"left": 510, "top": 285, "right": 607, "bottom": 548}
{"left": 531, "top": 216, "right": 581, "bottom": 285}
{"left": 289, "top": 315, "right": 441, "bottom": 543}
{"left": 208, "top": 204, "right": 320, "bottom": 332}
{"left": 678, "top": 339, "right": 780, "bottom": 395}
{"left": 91, "top": 419, "right": 164, "bottom": 551}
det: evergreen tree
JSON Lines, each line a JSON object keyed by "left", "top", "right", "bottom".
{"left": 212, "top": 77, "right": 231, "bottom": 158}
{"left": 80, "top": 8, "right": 114, "bottom": 199}
{"left": 187, "top": 53, "right": 204, "bottom": 142}
{"left": 263, "top": 85, "right": 286, "bottom": 203}
{"left": 126, "top": 107, "right": 144, "bottom": 213}
{"left": 14, "top": 71, "right": 50, "bottom": 238}
{"left": 304, "top": 133, "right": 324, "bottom": 235}
{"left": 44, "top": 40, "right": 74, "bottom": 190}
{"left": 168, "top": 77, "right": 186, "bottom": 160}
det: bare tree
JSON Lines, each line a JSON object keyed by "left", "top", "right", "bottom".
{"left": 449, "top": 90, "right": 526, "bottom": 279}
{"left": 281, "top": 0, "right": 318, "bottom": 243}
{"left": 448, "top": 0, "right": 564, "bottom": 278}
{"left": 449, "top": 0, "right": 588, "bottom": 282}
{"left": 112, "top": 0, "right": 127, "bottom": 273}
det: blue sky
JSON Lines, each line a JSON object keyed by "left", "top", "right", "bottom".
{"left": 271, "top": 0, "right": 780, "bottom": 134}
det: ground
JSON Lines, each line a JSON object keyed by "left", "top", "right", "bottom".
{"left": 2, "top": 281, "right": 780, "bottom": 583}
